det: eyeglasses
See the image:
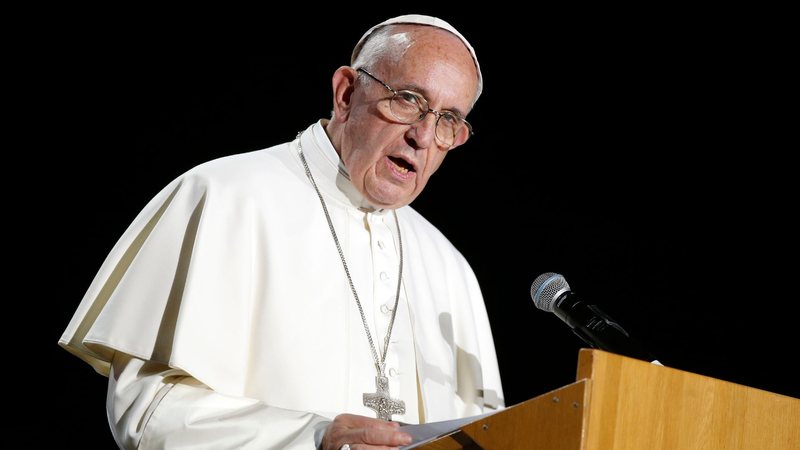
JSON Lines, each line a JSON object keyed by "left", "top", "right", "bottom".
{"left": 356, "top": 68, "right": 474, "bottom": 149}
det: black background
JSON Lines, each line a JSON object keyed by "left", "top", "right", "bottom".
{"left": 40, "top": 7, "right": 795, "bottom": 448}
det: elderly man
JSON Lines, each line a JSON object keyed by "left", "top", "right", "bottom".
{"left": 59, "top": 14, "right": 504, "bottom": 449}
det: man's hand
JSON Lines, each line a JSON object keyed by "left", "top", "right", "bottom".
{"left": 321, "top": 413, "right": 413, "bottom": 450}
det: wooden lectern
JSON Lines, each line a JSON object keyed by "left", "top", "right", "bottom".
{"left": 417, "top": 349, "right": 799, "bottom": 449}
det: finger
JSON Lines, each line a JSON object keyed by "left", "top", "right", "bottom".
{"left": 357, "top": 425, "right": 412, "bottom": 447}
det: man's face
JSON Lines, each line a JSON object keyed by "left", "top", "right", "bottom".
{"left": 338, "top": 29, "right": 478, "bottom": 209}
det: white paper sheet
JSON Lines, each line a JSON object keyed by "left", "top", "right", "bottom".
{"left": 399, "top": 411, "right": 498, "bottom": 449}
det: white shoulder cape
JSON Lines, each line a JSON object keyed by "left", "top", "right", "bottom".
{"left": 59, "top": 121, "right": 504, "bottom": 421}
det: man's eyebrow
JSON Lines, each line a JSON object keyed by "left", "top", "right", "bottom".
{"left": 398, "top": 82, "right": 467, "bottom": 118}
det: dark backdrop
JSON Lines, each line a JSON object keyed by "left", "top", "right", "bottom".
{"left": 43, "top": 8, "right": 795, "bottom": 448}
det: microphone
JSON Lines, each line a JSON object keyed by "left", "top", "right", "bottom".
{"left": 530, "top": 272, "right": 658, "bottom": 363}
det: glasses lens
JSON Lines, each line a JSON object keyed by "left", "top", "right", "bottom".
{"left": 389, "top": 90, "right": 470, "bottom": 149}
{"left": 390, "top": 91, "right": 426, "bottom": 123}
{"left": 437, "top": 113, "right": 465, "bottom": 147}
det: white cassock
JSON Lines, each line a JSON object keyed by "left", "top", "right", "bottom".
{"left": 59, "top": 120, "right": 504, "bottom": 449}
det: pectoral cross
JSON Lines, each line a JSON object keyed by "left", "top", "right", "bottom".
{"left": 363, "top": 375, "right": 405, "bottom": 421}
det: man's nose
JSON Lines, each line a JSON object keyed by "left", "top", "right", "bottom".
{"left": 406, "top": 112, "right": 437, "bottom": 150}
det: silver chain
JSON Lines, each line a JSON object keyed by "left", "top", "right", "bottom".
{"left": 296, "top": 132, "right": 403, "bottom": 375}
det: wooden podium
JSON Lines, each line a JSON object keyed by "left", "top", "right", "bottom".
{"left": 417, "top": 349, "right": 799, "bottom": 449}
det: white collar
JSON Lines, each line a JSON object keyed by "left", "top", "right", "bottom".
{"left": 297, "top": 120, "right": 389, "bottom": 215}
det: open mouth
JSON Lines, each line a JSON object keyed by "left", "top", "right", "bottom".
{"left": 388, "top": 156, "right": 415, "bottom": 174}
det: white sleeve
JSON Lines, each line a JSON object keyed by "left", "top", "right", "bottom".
{"left": 107, "top": 352, "right": 331, "bottom": 450}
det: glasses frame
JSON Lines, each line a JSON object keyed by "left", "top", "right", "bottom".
{"left": 356, "top": 68, "right": 474, "bottom": 149}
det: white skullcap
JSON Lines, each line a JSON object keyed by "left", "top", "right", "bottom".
{"left": 351, "top": 14, "right": 483, "bottom": 101}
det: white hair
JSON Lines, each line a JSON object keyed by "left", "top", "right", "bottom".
{"left": 352, "top": 25, "right": 410, "bottom": 71}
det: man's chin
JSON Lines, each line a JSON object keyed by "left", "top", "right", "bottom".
{"left": 366, "top": 193, "right": 413, "bottom": 211}
{"left": 363, "top": 179, "right": 419, "bottom": 210}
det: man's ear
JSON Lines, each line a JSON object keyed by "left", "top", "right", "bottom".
{"left": 331, "top": 66, "right": 357, "bottom": 122}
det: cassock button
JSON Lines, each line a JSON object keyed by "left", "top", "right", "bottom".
{"left": 380, "top": 304, "right": 393, "bottom": 314}
{"left": 379, "top": 272, "right": 390, "bottom": 282}
{"left": 377, "top": 240, "right": 385, "bottom": 250}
